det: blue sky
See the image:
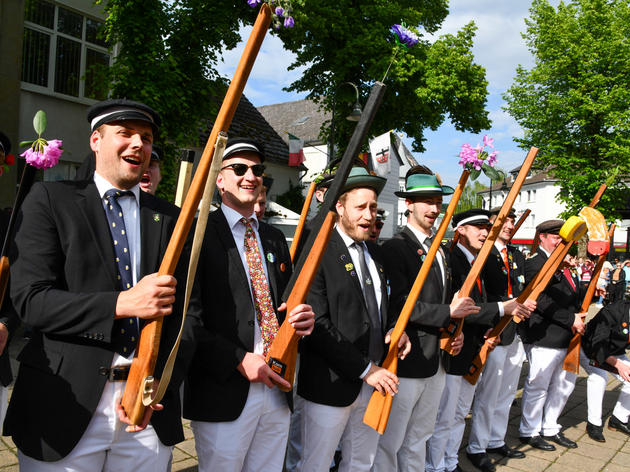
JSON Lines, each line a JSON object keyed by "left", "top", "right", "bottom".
{"left": 217, "top": 1, "right": 553, "bottom": 187}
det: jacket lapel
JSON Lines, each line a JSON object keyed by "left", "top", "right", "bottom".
{"left": 402, "top": 226, "right": 445, "bottom": 299}
{"left": 75, "top": 183, "right": 118, "bottom": 288}
{"left": 139, "top": 192, "right": 163, "bottom": 278}
{"left": 331, "top": 232, "right": 365, "bottom": 307}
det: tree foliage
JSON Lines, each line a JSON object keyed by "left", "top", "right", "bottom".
{"left": 503, "top": 0, "right": 630, "bottom": 220}
{"left": 98, "top": 0, "right": 250, "bottom": 200}
{"left": 456, "top": 179, "right": 487, "bottom": 213}
{"left": 276, "top": 0, "right": 491, "bottom": 154}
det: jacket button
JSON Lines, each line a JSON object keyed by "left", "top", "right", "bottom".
{"left": 248, "top": 320, "right": 254, "bottom": 327}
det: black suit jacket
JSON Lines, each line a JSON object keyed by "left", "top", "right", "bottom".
{"left": 0, "top": 209, "right": 19, "bottom": 388}
{"left": 6, "top": 180, "right": 199, "bottom": 461}
{"left": 482, "top": 244, "right": 526, "bottom": 346}
{"left": 582, "top": 301, "right": 630, "bottom": 365}
{"left": 442, "top": 246, "right": 500, "bottom": 375}
{"left": 297, "top": 230, "right": 388, "bottom": 407}
{"left": 381, "top": 227, "right": 451, "bottom": 378}
{"left": 183, "top": 208, "right": 293, "bottom": 422}
{"left": 519, "top": 250, "right": 584, "bottom": 348}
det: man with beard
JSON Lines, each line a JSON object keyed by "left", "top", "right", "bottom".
{"left": 296, "top": 167, "right": 410, "bottom": 472}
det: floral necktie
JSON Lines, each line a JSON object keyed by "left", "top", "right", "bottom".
{"left": 241, "top": 217, "right": 279, "bottom": 357}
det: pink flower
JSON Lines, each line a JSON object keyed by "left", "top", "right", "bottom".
{"left": 483, "top": 135, "right": 494, "bottom": 148}
{"left": 21, "top": 139, "right": 63, "bottom": 169}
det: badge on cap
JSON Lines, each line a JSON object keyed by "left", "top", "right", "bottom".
{"left": 267, "top": 252, "right": 275, "bottom": 263}
{"left": 345, "top": 263, "right": 354, "bottom": 272}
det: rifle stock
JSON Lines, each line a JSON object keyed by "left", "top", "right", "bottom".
{"left": 441, "top": 147, "right": 538, "bottom": 354}
{"left": 363, "top": 170, "right": 470, "bottom": 434}
{"left": 121, "top": 4, "right": 273, "bottom": 425}
{"left": 563, "top": 224, "right": 615, "bottom": 374}
{"left": 289, "top": 181, "right": 316, "bottom": 263}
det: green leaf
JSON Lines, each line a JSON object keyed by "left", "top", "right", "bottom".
{"left": 470, "top": 168, "right": 481, "bottom": 181}
{"left": 33, "top": 110, "right": 47, "bottom": 136}
{"left": 19, "top": 140, "right": 34, "bottom": 148}
{"left": 482, "top": 163, "right": 501, "bottom": 181}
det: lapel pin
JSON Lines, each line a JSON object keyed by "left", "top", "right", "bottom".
{"left": 153, "top": 213, "right": 161, "bottom": 222}
{"left": 267, "top": 252, "right": 275, "bottom": 263}
{"left": 280, "top": 262, "right": 286, "bottom": 272}
{"left": 345, "top": 263, "right": 354, "bottom": 272}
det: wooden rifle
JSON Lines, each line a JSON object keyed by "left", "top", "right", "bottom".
{"left": 510, "top": 209, "right": 530, "bottom": 242}
{"left": 563, "top": 223, "right": 615, "bottom": 374}
{"left": 440, "top": 147, "right": 538, "bottom": 354}
{"left": 363, "top": 169, "right": 470, "bottom": 434}
{"left": 265, "top": 82, "right": 387, "bottom": 391}
{"left": 464, "top": 184, "right": 607, "bottom": 383}
{"left": 120, "top": 4, "right": 273, "bottom": 425}
{"left": 289, "top": 181, "right": 316, "bottom": 263}
{"left": 174, "top": 150, "right": 195, "bottom": 207}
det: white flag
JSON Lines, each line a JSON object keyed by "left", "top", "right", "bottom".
{"left": 369, "top": 132, "right": 392, "bottom": 177}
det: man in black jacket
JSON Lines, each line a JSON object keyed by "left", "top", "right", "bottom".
{"left": 581, "top": 300, "right": 630, "bottom": 441}
{"left": 7, "top": 99, "right": 200, "bottom": 470}
{"left": 427, "top": 209, "right": 531, "bottom": 472}
{"left": 183, "top": 138, "right": 314, "bottom": 472}
{"left": 518, "top": 219, "right": 586, "bottom": 451}
{"left": 466, "top": 209, "right": 533, "bottom": 470}
{"left": 296, "top": 167, "right": 409, "bottom": 472}
{"left": 373, "top": 166, "right": 478, "bottom": 472}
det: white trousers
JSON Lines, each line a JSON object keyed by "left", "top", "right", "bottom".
{"left": 426, "top": 374, "right": 478, "bottom": 472}
{"left": 18, "top": 380, "right": 172, "bottom": 472}
{"left": 467, "top": 336, "right": 525, "bottom": 453}
{"left": 519, "top": 345, "right": 577, "bottom": 437}
{"left": 580, "top": 350, "right": 630, "bottom": 426}
{"left": 297, "top": 382, "right": 379, "bottom": 472}
{"left": 192, "top": 382, "right": 290, "bottom": 472}
{"left": 372, "top": 367, "right": 446, "bottom": 472}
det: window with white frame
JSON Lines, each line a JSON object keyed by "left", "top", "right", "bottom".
{"left": 22, "top": 0, "right": 110, "bottom": 100}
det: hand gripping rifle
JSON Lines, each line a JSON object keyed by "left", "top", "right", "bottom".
{"left": 562, "top": 216, "right": 614, "bottom": 375}
{"left": 464, "top": 184, "right": 607, "bottom": 384}
{"left": 120, "top": 4, "right": 273, "bottom": 425}
{"left": 440, "top": 147, "right": 538, "bottom": 354}
{"left": 265, "top": 82, "right": 387, "bottom": 390}
{"left": 362, "top": 169, "right": 470, "bottom": 434}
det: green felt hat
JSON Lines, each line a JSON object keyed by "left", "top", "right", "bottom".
{"left": 395, "top": 173, "right": 454, "bottom": 198}
{"left": 342, "top": 167, "right": 387, "bottom": 195}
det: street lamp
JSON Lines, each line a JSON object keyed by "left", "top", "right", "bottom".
{"left": 328, "top": 82, "right": 362, "bottom": 162}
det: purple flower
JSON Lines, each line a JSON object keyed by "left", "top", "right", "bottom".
{"left": 390, "top": 24, "right": 419, "bottom": 48}
{"left": 458, "top": 136, "right": 499, "bottom": 172}
{"left": 275, "top": 6, "right": 284, "bottom": 16}
{"left": 21, "top": 139, "right": 63, "bottom": 169}
{"left": 284, "top": 16, "right": 294, "bottom": 28}
{"left": 483, "top": 134, "right": 494, "bottom": 148}
{"left": 247, "top": 0, "right": 261, "bottom": 7}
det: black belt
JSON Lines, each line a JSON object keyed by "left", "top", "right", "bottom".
{"left": 99, "top": 366, "right": 130, "bottom": 382}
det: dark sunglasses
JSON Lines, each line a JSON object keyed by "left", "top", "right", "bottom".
{"left": 375, "top": 220, "right": 384, "bottom": 229}
{"left": 221, "top": 163, "right": 265, "bottom": 177}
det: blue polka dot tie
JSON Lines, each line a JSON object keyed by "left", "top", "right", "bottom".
{"left": 104, "top": 189, "right": 138, "bottom": 358}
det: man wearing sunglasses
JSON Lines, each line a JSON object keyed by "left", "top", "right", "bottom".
{"left": 183, "top": 137, "right": 315, "bottom": 472}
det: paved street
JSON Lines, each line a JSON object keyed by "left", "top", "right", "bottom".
{"left": 1, "top": 303, "right": 628, "bottom": 471}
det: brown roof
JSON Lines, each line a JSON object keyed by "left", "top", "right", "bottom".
{"left": 202, "top": 94, "right": 290, "bottom": 165}
{"left": 257, "top": 99, "right": 330, "bottom": 145}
